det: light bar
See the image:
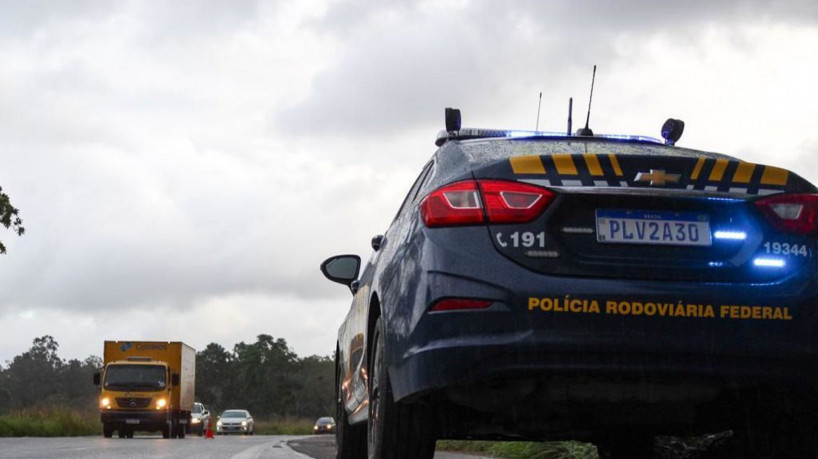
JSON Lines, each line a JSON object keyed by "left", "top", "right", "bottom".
{"left": 753, "top": 257, "right": 786, "bottom": 268}
{"left": 714, "top": 231, "right": 747, "bottom": 240}
{"left": 436, "top": 128, "right": 664, "bottom": 146}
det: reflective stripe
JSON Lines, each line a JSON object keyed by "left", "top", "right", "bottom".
{"left": 691, "top": 157, "right": 705, "bottom": 180}
{"left": 509, "top": 156, "right": 546, "bottom": 174}
{"left": 553, "top": 154, "right": 578, "bottom": 175}
{"left": 608, "top": 154, "right": 623, "bottom": 176}
{"left": 583, "top": 154, "right": 604, "bottom": 176}
{"left": 709, "top": 159, "right": 728, "bottom": 181}
{"left": 760, "top": 166, "right": 789, "bottom": 186}
{"left": 732, "top": 162, "right": 755, "bottom": 184}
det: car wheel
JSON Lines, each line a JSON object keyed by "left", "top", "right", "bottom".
{"left": 596, "top": 434, "right": 654, "bottom": 459}
{"left": 367, "top": 317, "right": 436, "bottom": 459}
{"left": 336, "top": 358, "right": 366, "bottom": 459}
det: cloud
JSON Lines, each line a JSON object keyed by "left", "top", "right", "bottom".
{"left": 274, "top": 0, "right": 818, "bottom": 136}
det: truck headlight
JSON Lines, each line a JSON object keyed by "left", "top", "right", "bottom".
{"left": 155, "top": 398, "right": 167, "bottom": 410}
{"left": 100, "top": 398, "right": 111, "bottom": 409}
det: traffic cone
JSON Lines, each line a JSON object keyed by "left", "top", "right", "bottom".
{"left": 204, "top": 417, "right": 214, "bottom": 439}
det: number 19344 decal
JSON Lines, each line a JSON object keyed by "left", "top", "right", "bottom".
{"left": 763, "top": 241, "right": 810, "bottom": 257}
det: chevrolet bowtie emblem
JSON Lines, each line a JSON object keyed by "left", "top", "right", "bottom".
{"left": 634, "top": 169, "right": 681, "bottom": 186}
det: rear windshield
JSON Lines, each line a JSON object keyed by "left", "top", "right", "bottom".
{"left": 460, "top": 139, "right": 736, "bottom": 164}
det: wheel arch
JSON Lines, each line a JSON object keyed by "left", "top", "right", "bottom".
{"left": 366, "top": 292, "right": 382, "bottom": 375}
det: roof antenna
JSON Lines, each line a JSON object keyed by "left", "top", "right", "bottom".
{"left": 576, "top": 65, "right": 596, "bottom": 136}
{"left": 567, "top": 97, "right": 573, "bottom": 136}
{"left": 535, "top": 91, "right": 542, "bottom": 131}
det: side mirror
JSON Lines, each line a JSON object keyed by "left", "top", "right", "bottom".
{"left": 371, "top": 235, "right": 384, "bottom": 251}
{"left": 320, "top": 255, "right": 361, "bottom": 293}
{"left": 93, "top": 372, "right": 101, "bottom": 385}
{"left": 172, "top": 373, "right": 180, "bottom": 386}
{"left": 203, "top": 410, "right": 209, "bottom": 416}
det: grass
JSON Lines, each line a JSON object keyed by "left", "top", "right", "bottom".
{"left": 0, "top": 406, "right": 99, "bottom": 437}
{"left": 0, "top": 408, "right": 316, "bottom": 437}
{"left": 437, "top": 440, "right": 599, "bottom": 459}
{"left": 252, "top": 417, "right": 315, "bottom": 435}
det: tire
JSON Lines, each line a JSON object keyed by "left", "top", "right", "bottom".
{"left": 162, "top": 421, "right": 171, "bottom": 439}
{"left": 336, "top": 360, "right": 366, "bottom": 459}
{"left": 126, "top": 429, "right": 134, "bottom": 439}
{"left": 596, "top": 434, "right": 655, "bottom": 459}
{"left": 177, "top": 422, "right": 186, "bottom": 439}
{"left": 103, "top": 423, "right": 114, "bottom": 438}
{"left": 117, "top": 429, "right": 126, "bottom": 439}
{"left": 367, "top": 317, "right": 436, "bottom": 459}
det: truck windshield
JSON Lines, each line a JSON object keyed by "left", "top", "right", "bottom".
{"left": 104, "top": 364, "right": 166, "bottom": 391}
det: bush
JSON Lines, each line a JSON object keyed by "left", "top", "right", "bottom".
{"left": 252, "top": 416, "right": 314, "bottom": 435}
{"left": 0, "top": 406, "right": 98, "bottom": 437}
{"left": 437, "top": 440, "right": 599, "bottom": 459}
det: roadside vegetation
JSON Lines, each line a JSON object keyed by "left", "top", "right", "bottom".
{"left": 0, "top": 335, "right": 335, "bottom": 437}
{"left": 253, "top": 417, "right": 314, "bottom": 435}
{"left": 0, "top": 407, "right": 97, "bottom": 437}
{"left": 438, "top": 440, "right": 599, "bottom": 459}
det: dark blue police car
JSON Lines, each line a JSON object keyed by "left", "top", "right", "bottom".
{"left": 321, "top": 110, "right": 818, "bottom": 459}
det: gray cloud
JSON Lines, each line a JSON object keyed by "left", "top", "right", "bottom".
{"left": 274, "top": 0, "right": 818, "bottom": 136}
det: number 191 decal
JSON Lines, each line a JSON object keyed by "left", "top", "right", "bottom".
{"left": 495, "top": 231, "right": 546, "bottom": 248}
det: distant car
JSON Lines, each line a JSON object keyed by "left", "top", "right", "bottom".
{"left": 216, "top": 409, "right": 254, "bottom": 435}
{"left": 189, "top": 402, "right": 210, "bottom": 436}
{"left": 313, "top": 416, "right": 335, "bottom": 434}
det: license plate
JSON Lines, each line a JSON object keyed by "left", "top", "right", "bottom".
{"left": 125, "top": 419, "right": 140, "bottom": 425}
{"left": 596, "top": 210, "right": 711, "bottom": 246}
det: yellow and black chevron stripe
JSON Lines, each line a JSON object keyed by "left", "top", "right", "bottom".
{"left": 508, "top": 154, "right": 790, "bottom": 196}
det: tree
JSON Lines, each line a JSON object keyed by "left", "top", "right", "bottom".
{"left": 195, "top": 343, "right": 233, "bottom": 409}
{"left": 5, "top": 336, "right": 64, "bottom": 409}
{"left": 0, "top": 186, "right": 24, "bottom": 254}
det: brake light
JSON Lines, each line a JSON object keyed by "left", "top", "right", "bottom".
{"left": 755, "top": 194, "right": 818, "bottom": 235}
{"left": 420, "top": 180, "right": 554, "bottom": 227}
{"left": 430, "top": 298, "right": 493, "bottom": 312}
{"left": 420, "top": 181, "right": 484, "bottom": 227}
{"left": 479, "top": 180, "right": 555, "bottom": 224}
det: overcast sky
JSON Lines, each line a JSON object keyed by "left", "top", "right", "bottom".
{"left": 1, "top": 0, "right": 818, "bottom": 364}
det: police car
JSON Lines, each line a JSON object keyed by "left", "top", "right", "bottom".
{"left": 321, "top": 109, "right": 818, "bottom": 459}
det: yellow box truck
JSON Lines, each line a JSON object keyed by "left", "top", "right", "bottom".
{"left": 93, "top": 341, "right": 195, "bottom": 439}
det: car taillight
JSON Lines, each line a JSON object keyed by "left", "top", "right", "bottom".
{"left": 420, "top": 180, "right": 484, "bottom": 227}
{"left": 478, "top": 180, "right": 555, "bottom": 224}
{"left": 420, "top": 180, "right": 554, "bottom": 227}
{"left": 755, "top": 194, "right": 818, "bottom": 235}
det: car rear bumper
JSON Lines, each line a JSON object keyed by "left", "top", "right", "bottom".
{"left": 385, "top": 229, "right": 818, "bottom": 403}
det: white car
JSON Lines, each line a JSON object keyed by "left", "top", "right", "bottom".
{"left": 216, "top": 409, "right": 254, "bottom": 435}
{"left": 189, "top": 402, "right": 210, "bottom": 436}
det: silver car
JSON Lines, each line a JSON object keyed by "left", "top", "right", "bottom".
{"left": 216, "top": 409, "right": 254, "bottom": 435}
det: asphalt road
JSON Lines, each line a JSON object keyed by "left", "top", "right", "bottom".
{"left": 0, "top": 435, "right": 496, "bottom": 459}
